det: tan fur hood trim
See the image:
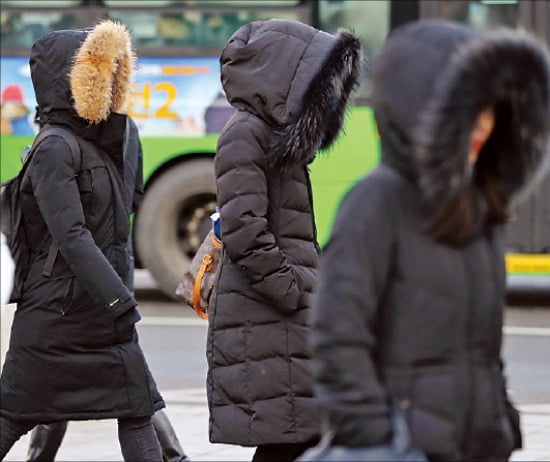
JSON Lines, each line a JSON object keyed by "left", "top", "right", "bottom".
{"left": 70, "top": 20, "right": 135, "bottom": 123}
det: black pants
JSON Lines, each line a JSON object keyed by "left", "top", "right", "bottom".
{"left": 0, "top": 415, "right": 163, "bottom": 462}
{"left": 252, "top": 439, "right": 319, "bottom": 462}
{"left": 25, "top": 409, "right": 187, "bottom": 462}
{"left": 27, "top": 421, "right": 68, "bottom": 461}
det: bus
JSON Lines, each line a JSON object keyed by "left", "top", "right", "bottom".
{"left": 1, "top": 0, "right": 549, "bottom": 302}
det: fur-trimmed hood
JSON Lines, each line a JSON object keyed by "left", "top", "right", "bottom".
{"left": 30, "top": 20, "right": 135, "bottom": 125}
{"left": 372, "top": 20, "right": 550, "bottom": 227}
{"left": 220, "top": 19, "right": 363, "bottom": 168}
{"left": 416, "top": 26, "right": 550, "bottom": 207}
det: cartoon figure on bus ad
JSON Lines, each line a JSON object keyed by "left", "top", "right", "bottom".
{"left": 0, "top": 84, "right": 34, "bottom": 136}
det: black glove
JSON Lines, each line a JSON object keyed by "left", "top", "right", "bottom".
{"left": 114, "top": 306, "right": 141, "bottom": 343}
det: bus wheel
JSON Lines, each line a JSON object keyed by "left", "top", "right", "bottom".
{"left": 135, "top": 158, "right": 216, "bottom": 299}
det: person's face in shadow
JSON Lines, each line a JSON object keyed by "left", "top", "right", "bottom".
{"left": 469, "top": 107, "right": 495, "bottom": 164}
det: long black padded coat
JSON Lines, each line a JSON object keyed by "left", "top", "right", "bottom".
{"left": 311, "top": 21, "right": 550, "bottom": 461}
{"left": 206, "top": 20, "right": 363, "bottom": 446}
{"left": 0, "top": 24, "right": 164, "bottom": 423}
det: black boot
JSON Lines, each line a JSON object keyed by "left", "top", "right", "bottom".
{"left": 26, "top": 421, "right": 68, "bottom": 462}
{"left": 152, "top": 409, "right": 190, "bottom": 462}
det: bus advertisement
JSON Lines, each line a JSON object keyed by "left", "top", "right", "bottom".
{"left": 1, "top": 0, "right": 548, "bottom": 301}
{"left": 1, "top": 51, "right": 379, "bottom": 297}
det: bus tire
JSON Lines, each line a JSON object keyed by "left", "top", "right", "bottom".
{"left": 135, "top": 158, "right": 216, "bottom": 299}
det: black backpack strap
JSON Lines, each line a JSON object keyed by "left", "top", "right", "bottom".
{"left": 103, "top": 149, "right": 130, "bottom": 243}
{"left": 35, "top": 125, "right": 82, "bottom": 277}
{"left": 37, "top": 125, "right": 82, "bottom": 172}
{"left": 42, "top": 244, "right": 59, "bottom": 278}
{"left": 101, "top": 137, "right": 131, "bottom": 280}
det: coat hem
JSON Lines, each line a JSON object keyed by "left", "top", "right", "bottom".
{"left": 209, "top": 431, "right": 319, "bottom": 447}
{"left": 0, "top": 400, "right": 165, "bottom": 423}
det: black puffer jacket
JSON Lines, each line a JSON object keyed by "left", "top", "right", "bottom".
{"left": 0, "top": 23, "right": 164, "bottom": 422}
{"left": 206, "top": 20, "right": 363, "bottom": 446}
{"left": 312, "top": 21, "right": 550, "bottom": 461}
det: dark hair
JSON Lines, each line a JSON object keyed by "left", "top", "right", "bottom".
{"left": 427, "top": 104, "right": 512, "bottom": 245}
{"left": 426, "top": 178, "right": 509, "bottom": 246}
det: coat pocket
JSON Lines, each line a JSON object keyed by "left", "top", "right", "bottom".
{"left": 23, "top": 274, "right": 75, "bottom": 314}
{"left": 382, "top": 366, "right": 462, "bottom": 460}
{"left": 46, "top": 347, "right": 129, "bottom": 413}
{"left": 60, "top": 276, "right": 75, "bottom": 316}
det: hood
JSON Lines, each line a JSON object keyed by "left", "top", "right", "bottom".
{"left": 220, "top": 19, "right": 363, "bottom": 168}
{"left": 415, "top": 26, "right": 550, "bottom": 208}
{"left": 30, "top": 20, "right": 135, "bottom": 125}
{"left": 372, "top": 20, "right": 550, "bottom": 240}
{"left": 372, "top": 20, "right": 476, "bottom": 179}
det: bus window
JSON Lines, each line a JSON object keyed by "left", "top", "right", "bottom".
{"left": 318, "top": 0, "right": 390, "bottom": 59}
{"left": 183, "top": 1, "right": 301, "bottom": 5}
{"left": 1, "top": 0, "right": 80, "bottom": 5}
{"left": 1, "top": 11, "right": 79, "bottom": 49}
{"left": 104, "top": 0, "right": 300, "bottom": 5}
{"left": 104, "top": 1, "right": 175, "bottom": 6}
{"left": 109, "top": 8, "right": 304, "bottom": 50}
{"left": 318, "top": 0, "right": 391, "bottom": 99}
{"left": 434, "top": 0, "right": 518, "bottom": 29}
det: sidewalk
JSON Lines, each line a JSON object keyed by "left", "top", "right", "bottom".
{"left": 4, "top": 388, "right": 550, "bottom": 461}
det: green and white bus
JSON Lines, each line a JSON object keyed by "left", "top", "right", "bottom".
{"left": 1, "top": 0, "right": 548, "bottom": 300}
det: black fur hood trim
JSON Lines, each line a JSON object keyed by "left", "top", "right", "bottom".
{"left": 267, "top": 30, "right": 363, "bottom": 169}
{"left": 415, "top": 30, "right": 550, "bottom": 210}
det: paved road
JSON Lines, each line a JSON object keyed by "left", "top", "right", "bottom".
{"left": 502, "top": 307, "right": 550, "bottom": 405}
{"left": 136, "top": 289, "right": 550, "bottom": 406}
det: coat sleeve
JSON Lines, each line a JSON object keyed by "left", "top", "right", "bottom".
{"left": 310, "top": 175, "right": 394, "bottom": 447}
{"left": 30, "top": 136, "right": 135, "bottom": 319}
{"left": 215, "top": 120, "right": 300, "bottom": 312}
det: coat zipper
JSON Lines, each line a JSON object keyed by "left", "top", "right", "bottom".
{"left": 461, "top": 248, "right": 475, "bottom": 455}
{"left": 89, "top": 168, "right": 95, "bottom": 211}
{"left": 305, "top": 167, "right": 320, "bottom": 253}
{"left": 485, "top": 230, "right": 508, "bottom": 431}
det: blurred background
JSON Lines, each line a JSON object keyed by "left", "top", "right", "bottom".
{"left": 1, "top": 0, "right": 548, "bottom": 303}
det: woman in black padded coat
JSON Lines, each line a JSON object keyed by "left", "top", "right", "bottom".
{"left": 207, "top": 19, "right": 363, "bottom": 462}
{"left": 0, "top": 21, "right": 164, "bottom": 461}
{"left": 310, "top": 20, "right": 550, "bottom": 461}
